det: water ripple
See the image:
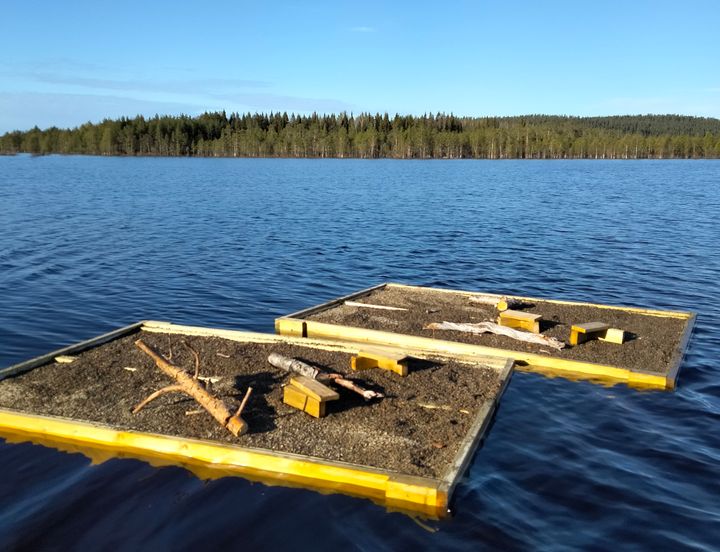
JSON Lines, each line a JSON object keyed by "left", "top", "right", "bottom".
{"left": 1, "top": 157, "right": 719, "bottom": 550}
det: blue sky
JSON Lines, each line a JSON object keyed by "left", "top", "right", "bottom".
{"left": 1, "top": 0, "right": 719, "bottom": 133}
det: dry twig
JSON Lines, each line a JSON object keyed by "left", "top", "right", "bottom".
{"left": 133, "top": 339, "right": 249, "bottom": 436}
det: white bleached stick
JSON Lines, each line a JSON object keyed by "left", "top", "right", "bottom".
{"left": 344, "top": 301, "right": 408, "bottom": 311}
{"left": 424, "top": 321, "right": 565, "bottom": 350}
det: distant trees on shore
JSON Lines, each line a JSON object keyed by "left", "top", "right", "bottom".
{"left": 2, "top": 112, "right": 719, "bottom": 159}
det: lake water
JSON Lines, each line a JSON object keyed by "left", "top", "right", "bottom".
{"left": 1, "top": 156, "right": 719, "bottom": 550}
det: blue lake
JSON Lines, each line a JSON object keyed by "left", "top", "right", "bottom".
{"left": 1, "top": 156, "right": 719, "bottom": 550}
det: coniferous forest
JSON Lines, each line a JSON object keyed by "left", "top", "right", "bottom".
{"left": 2, "top": 112, "right": 720, "bottom": 159}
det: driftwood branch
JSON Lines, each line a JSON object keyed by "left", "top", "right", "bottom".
{"left": 424, "top": 321, "right": 565, "bottom": 350}
{"left": 134, "top": 339, "right": 249, "bottom": 436}
{"left": 267, "top": 353, "right": 383, "bottom": 400}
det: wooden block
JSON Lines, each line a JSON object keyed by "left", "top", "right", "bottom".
{"left": 497, "top": 310, "right": 542, "bottom": 333}
{"left": 289, "top": 375, "right": 339, "bottom": 402}
{"left": 351, "top": 346, "right": 409, "bottom": 376}
{"left": 283, "top": 384, "right": 329, "bottom": 418}
{"left": 570, "top": 322, "right": 611, "bottom": 345}
{"left": 599, "top": 328, "right": 626, "bottom": 344}
{"left": 304, "top": 397, "right": 324, "bottom": 418}
{"left": 283, "top": 384, "right": 308, "bottom": 411}
{"left": 55, "top": 355, "right": 76, "bottom": 363}
{"left": 357, "top": 346, "right": 407, "bottom": 362}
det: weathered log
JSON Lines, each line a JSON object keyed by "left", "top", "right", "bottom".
{"left": 468, "top": 295, "right": 526, "bottom": 312}
{"left": 267, "top": 353, "right": 319, "bottom": 379}
{"left": 268, "top": 353, "right": 383, "bottom": 400}
{"left": 424, "top": 321, "right": 565, "bottom": 350}
{"left": 467, "top": 294, "right": 500, "bottom": 306}
{"left": 133, "top": 339, "right": 249, "bottom": 436}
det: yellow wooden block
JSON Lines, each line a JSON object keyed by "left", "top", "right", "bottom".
{"left": 351, "top": 347, "right": 409, "bottom": 376}
{"left": 570, "top": 322, "right": 610, "bottom": 346}
{"left": 283, "top": 384, "right": 308, "bottom": 410}
{"left": 304, "top": 396, "right": 324, "bottom": 418}
{"left": 283, "top": 381, "right": 337, "bottom": 418}
{"left": 599, "top": 328, "right": 626, "bottom": 344}
{"left": 289, "top": 375, "right": 339, "bottom": 401}
{"left": 497, "top": 310, "right": 542, "bottom": 333}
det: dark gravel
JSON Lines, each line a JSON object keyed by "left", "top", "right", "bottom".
{"left": 307, "top": 286, "right": 692, "bottom": 374}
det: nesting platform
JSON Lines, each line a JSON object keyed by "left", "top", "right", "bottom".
{"left": 0, "top": 321, "right": 513, "bottom": 517}
{"left": 275, "top": 283, "right": 696, "bottom": 390}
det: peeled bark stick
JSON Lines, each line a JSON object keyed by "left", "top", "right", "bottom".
{"left": 234, "top": 386, "right": 253, "bottom": 417}
{"left": 267, "top": 353, "right": 383, "bottom": 400}
{"left": 424, "top": 321, "right": 565, "bottom": 350}
{"left": 133, "top": 339, "right": 248, "bottom": 436}
{"left": 324, "top": 373, "right": 383, "bottom": 400}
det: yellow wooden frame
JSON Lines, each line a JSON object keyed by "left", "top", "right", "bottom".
{"left": 0, "top": 320, "right": 514, "bottom": 518}
{"left": 275, "top": 282, "right": 696, "bottom": 390}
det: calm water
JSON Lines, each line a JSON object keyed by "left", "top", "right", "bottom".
{"left": 1, "top": 156, "right": 719, "bottom": 551}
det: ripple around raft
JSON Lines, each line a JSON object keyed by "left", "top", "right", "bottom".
{"left": 1, "top": 156, "right": 719, "bottom": 550}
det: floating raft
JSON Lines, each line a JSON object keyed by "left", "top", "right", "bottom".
{"left": 275, "top": 283, "right": 696, "bottom": 390}
{"left": 0, "top": 321, "right": 513, "bottom": 518}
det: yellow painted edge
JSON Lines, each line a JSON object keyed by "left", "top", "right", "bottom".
{"left": 385, "top": 283, "right": 693, "bottom": 319}
{"left": 271, "top": 319, "right": 510, "bottom": 372}
{"left": 143, "top": 321, "right": 360, "bottom": 355}
{"left": 280, "top": 319, "right": 671, "bottom": 390}
{"left": 146, "top": 321, "right": 508, "bottom": 372}
{"left": 0, "top": 409, "right": 446, "bottom": 514}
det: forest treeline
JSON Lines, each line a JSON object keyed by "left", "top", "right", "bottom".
{"left": 2, "top": 112, "right": 720, "bottom": 159}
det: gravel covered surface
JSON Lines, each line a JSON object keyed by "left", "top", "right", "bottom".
{"left": 306, "top": 286, "right": 692, "bottom": 375}
{"left": 0, "top": 331, "right": 506, "bottom": 478}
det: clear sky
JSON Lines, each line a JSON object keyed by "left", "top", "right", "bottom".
{"left": 1, "top": 0, "right": 719, "bottom": 133}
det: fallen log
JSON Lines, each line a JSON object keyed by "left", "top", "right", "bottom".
{"left": 424, "top": 321, "right": 565, "bottom": 350}
{"left": 467, "top": 294, "right": 500, "bottom": 306}
{"left": 133, "top": 339, "right": 251, "bottom": 436}
{"left": 468, "top": 295, "right": 527, "bottom": 312}
{"left": 268, "top": 353, "right": 383, "bottom": 400}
